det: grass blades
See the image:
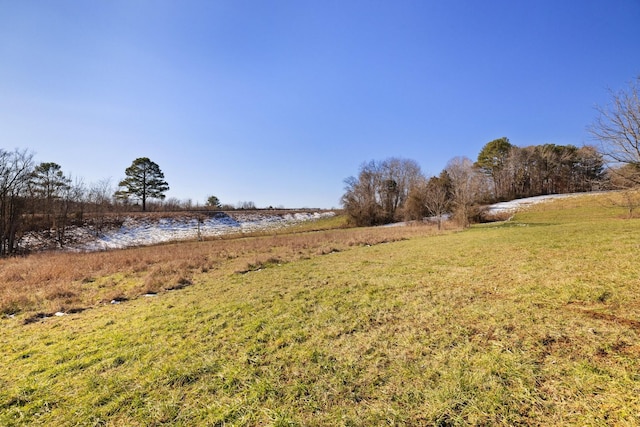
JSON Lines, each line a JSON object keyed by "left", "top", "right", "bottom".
{"left": 1, "top": 193, "right": 640, "bottom": 425}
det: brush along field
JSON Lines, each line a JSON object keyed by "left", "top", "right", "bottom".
{"left": 1, "top": 194, "right": 640, "bottom": 426}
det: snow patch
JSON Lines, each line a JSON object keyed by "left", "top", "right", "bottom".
{"left": 21, "top": 211, "right": 336, "bottom": 252}
{"left": 485, "top": 193, "right": 599, "bottom": 216}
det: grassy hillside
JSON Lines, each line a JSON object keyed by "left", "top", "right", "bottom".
{"left": 1, "top": 193, "right": 639, "bottom": 426}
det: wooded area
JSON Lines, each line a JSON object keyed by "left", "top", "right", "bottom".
{"left": 0, "top": 153, "right": 178, "bottom": 255}
{"left": 342, "top": 75, "right": 640, "bottom": 227}
{"left": 341, "top": 141, "right": 608, "bottom": 227}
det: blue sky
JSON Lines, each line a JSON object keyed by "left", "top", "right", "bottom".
{"left": 1, "top": 1, "right": 638, "bottom": 208}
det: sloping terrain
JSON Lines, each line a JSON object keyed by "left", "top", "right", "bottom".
{"left": 20, "top": 211, "right": 336, "bottom": 252}
{"left": 19, "top": 195, "right": 579, "bottom": 253}
{"left": 1, "top": 193, "right": 639, "bottom": 425}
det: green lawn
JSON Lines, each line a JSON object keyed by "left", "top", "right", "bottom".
{"left": 1, "top": 194, "right": 639, "bottom": 426}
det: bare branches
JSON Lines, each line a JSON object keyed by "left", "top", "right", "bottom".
{"left": 445, "top": 156, "right": 484, "bottom": 228}
{"left": 0, "top": 149, "right": 34, "bottom": 255}
{"left": 341, "top": 158, "right": 425, "bottom": 226}
{"left": 589, "top": 76, "right": 640, "bottom": 169}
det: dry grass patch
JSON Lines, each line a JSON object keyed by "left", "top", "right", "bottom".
{"left": 0, "top": 220, "right": 443, "bottom": 317}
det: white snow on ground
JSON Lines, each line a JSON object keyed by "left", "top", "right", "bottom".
{"left": 77, "top": 212, "right": 335, "bottom": 251}
{"left": 18, "top": 193, "right": 601, "bottom": 252}
{"left": 21, "top": 211, "right": 335, "bottom": 252}
{"left": 388, "top": 193, "right": 586, "bottom": 227}
{"left": 484, "top": 193, "right": 598, "bottom": 216}
{"left": 485, "top": 194, "right": 569, "bottom": 215}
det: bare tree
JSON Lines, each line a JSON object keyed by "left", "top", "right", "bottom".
{"left": 424, "top": 171, "right": 452, "bottom": 230}
{"left": 53, "top": 176, "right": 85, "bottom": 247}
{"left": 604, "top": 163, "right": 640, "bottom": 219}
{"left": 0, "top": 149, "right": 34, "bottom": 255}
{"left": 87, "top": 178, "right": 114, "bottom": 235}
{"left": 341, "top": 158, "right": 425, "bottom": 226}
{"left": 617, "top": 187, "right": 640, "bottom": 219}
{"left": 342, "top": 170, "right": 380, "bottom": 226}
{"left": 446, "top": 156, "right": 483, "bottom": 228}
{"left": 608, "top": 163, "right": 640, "bottom": 189}
{"left": 237, "top": 201, "right": 257, "bottom": 210}
{"left": 379, "top": 158, "right": 423, "bottom": 221}
{"left": 405, "top": 171, "right": 452, "bottom": 229}
{"left": 589, "top": 76, "right": 640, "bottom": 184}
{"left": 88, "top": 178, "right": 113, "bottom": 210}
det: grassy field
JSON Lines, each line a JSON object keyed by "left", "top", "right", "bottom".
{"left": 1, "top": 193, "right": 639, "bottom": 426}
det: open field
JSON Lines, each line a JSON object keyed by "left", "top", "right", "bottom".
{"left": 0, "top": 214, "right": 443, "bottom": 318}
{"left": 1, "top": 193, "right": 640, "bottom": 425}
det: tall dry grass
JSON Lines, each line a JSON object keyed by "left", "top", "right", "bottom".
{"left": 0, "top": 222, "right": 446, "bottom": 316}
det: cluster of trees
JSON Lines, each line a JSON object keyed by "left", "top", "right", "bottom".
{"left": 475, "top": 138, "right": 604, "bottom": 200}
{"left": 340, "top": 158, "right": 423, "bottom": 226}
{"left": 342, "top": 141, "right": 606, "bottom": 227}
{"left": 343, "top": 75, "right": 640, "bottom": 227}
{"left": 0, "top": 151, "right": 267, "bottom": 255}
{"left": 0, "top": 155, "right": 171, "bottom": 255}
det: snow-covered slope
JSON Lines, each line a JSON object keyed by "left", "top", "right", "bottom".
{"left": 484, "top": 194, "right": 575, "bottom": 216}
{"left": 484, "top": 192, "right": 606, "bottom": 217}
{"left": 21, "top": 211, "right": 336, "bottom": 252}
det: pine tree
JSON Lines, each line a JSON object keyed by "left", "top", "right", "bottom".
{"left": 116, "top": 157, "right": 169, "bottom": 211}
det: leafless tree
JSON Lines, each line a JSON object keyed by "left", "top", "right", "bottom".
{"left": 87, "top": 178, "right": 114, "bottom": 235}
{"left": 589, "top": 76, "right": 640, "bottom": 184}
{"left": 603, "top": 163, "right": 640, "bottom": 219}
{"left": 88, "top": 178, "right": 113, "bottom": 208}
{"left": 445, "top": 156, "right": 484, "bottom": 227}
{"left": 379, "top": 158, "right": 423, "bottom": 221}
{"left": 52, "top": 176, "right": 86, "bottom": 247}
{"left": 405, "top": 171, "right": 452, "bottom": 229}
{"left": 608, "top": 163, "right": 640, "bottom": 189}
{"left": 237, "top": 201, "right": 257, "bottom": 210}
{"left": 423, "top": 172, "right": 452, "bottom": 230}
{"left": 342, "top": 171, "right": 380, "bottom": 226}
{"left": 341, "top": 158, "right": 425, "bottom": 226}
{"left": 617, "top": 187, "right": 640, "bottom": 219}
{"left": 0, "top": 149, "right": 34, "bottom": 255}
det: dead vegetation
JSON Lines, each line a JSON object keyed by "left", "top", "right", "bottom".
{"left": 0, "top": 220, "right": 447, "bottom": 317}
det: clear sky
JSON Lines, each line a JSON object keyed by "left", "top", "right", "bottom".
{"left": 1, "top": 1, "right": 638, "bottom": 208}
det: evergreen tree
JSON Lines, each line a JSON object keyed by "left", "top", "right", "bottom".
{"left": 476, "top": 137, "right": 513, "bottom": 200}
{"left": 206, "top": 195, "right": 221, "bottom": 208}
{"left": 116, "top": 157, "right": 169, "bottom": 211}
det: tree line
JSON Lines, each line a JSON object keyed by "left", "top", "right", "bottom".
{"left": 341, "top": 141, "right": 606, "bottom": 228}
{"left": 0, "top": 154, "right": 210, "bottom": 255}
{"left": 3, "top": 76, "right": 638, "bottom": 252}
{"left": 0, "top": 152, "right": 274, "bottom": 255}
{"left": 342, "top": 75, "right": 640, "bottom": 227}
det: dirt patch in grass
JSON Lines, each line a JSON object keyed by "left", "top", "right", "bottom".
{"left": 571, "top": 307, "right": 640, "bottom": 331}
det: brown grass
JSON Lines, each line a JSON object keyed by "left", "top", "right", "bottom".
{"left": 0, "top": 221, "right": 447, "bottom": 316}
